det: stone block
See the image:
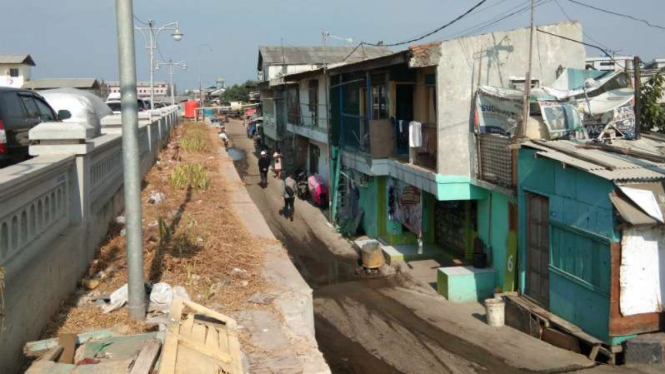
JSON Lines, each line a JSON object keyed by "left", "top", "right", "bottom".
{"left": 624, "top": 333, "right": 665, "bottom": 365}
{"left": 437, "top": 266, "right": 496, "bottom": 303}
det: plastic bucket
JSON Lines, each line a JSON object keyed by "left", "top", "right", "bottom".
{"left": 485, "top": 297, "right": 505, "bottom": 327}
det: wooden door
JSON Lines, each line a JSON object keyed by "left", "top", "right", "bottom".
{"left": 526, "top": 193, "right": 550, "bottom": 307}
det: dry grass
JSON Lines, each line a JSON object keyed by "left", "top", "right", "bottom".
{"left": 42, "top": 122, "right": 275, "bottom": 337}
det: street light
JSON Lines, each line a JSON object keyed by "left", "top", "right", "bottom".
{"left": 155, "top": 59, "right": 187, "bottom": 105}
{"left": 135, "top": 20, "right": 183, "bottom": 110}
{"left": 198, "top": 43, "right": 213, "bottom": 112}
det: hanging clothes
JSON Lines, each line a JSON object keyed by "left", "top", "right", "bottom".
{"left": 409, "top": 121, "right": 422, "bottom": 148}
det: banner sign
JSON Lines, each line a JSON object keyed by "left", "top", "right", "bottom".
{"left": 583, "top": 102, "right": 635, "bottom": 139}
{"left": 538, "top": 100, "right": 583, "bottom": 136}
{"left": 475, "top": 87, "right": 523, "bottom": 135}
{"left": 395, "top": 180, "right": 422, "bottom": 235}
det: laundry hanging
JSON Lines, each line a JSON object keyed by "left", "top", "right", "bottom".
{"left": 409, "top": 121, "right": 422, "bottom": 148}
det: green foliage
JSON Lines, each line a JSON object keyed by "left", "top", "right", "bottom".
{"left": 220, "top": 80, "right": 257, "bottom": 104}
{"left": 181, "top": 126, "right": 210, "bottom": 153}
{"left": 641, "top": 72, "right": 665, "bottom": 132}
{"left": 169, "top": 164, "right": 211, "bottom": 191}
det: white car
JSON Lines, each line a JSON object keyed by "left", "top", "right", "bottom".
{"left": 40, "top": 88, "right": 113, "bottom": 138}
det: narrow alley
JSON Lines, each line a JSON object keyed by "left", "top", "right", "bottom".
{"left": 225, "top": 119, "right": 604, "bottom": 374}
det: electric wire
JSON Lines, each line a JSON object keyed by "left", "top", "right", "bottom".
{"left": 566, "top": 0, "right": 665, "bottom": 31}
{"left": 364, "top": 0, "right": 489, "bottom": 47}
{"left": 553, "top": 0, "right": 614, "bottom": 53}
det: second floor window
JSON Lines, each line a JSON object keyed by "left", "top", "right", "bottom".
{"left": 9, "top": 68, "right": 19, "bottom": 77}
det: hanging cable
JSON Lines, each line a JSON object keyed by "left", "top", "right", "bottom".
{"left": 133, "top": 15, "right": 149, "bottom": 26}
{"left": 566, "top": 0, "right": 665, "bottom": 31}
{"left": 553, "top": 0, "right": 614, "bottom": 52}
{"left": 363, "top": 0, "right": 489, "bottom": 47}
{"left": 536, "top": 28, "right": 620, "bottom": 64}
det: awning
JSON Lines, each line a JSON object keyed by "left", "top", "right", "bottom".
{"left": 612, "top": 181, "right": 665, "bottom": 226}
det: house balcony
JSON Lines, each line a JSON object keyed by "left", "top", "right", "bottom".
{"left": 286, "top": 103, "right": 329, "bottom": 143}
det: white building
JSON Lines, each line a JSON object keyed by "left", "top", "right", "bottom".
{"left": 585, "top": 56, "right": 635, "bottom": 72}
{"left": 0, "top": 54, "right": 35, "bottom": 88}
{"left": 105, "top": 80, "right": 169, "bottom": 100}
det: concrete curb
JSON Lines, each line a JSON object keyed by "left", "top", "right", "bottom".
{"left": 217, "top": 145, "right": 331, "bottom": 374}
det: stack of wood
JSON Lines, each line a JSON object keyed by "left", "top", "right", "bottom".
{"left": 24, "top": 298, "right": 243, "bottom": 374}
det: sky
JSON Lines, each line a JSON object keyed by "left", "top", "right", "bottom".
{"left": 2, "top": 0, "right": 664, "bottom": 91}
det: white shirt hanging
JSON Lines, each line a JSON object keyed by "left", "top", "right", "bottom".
{"left": 409, "top": 121, "right": 422, "bottom": 148}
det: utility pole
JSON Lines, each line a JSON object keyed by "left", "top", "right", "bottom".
{"left": 634, "top": 56, "right": 642, "bottom": 139}
{"left": 198, "top": 44, "right": 213, "bottom": 118}
{"left": 519, "top": 0, "right": 535, "bottom": 139}
{"left": 156, "top": 59, "right": 187, "bottom": 105}
{"left": 135, "top": 20, "right": 183, "bottom": 109}
{"left": 115, "top": 0, "right": 146, "bottom": 321}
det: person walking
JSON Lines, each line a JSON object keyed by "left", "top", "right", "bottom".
{"left": 283, "top": 173, "right": 297, "bottom": 221}
{"left": 273, "top": 149, "right": 282, "bottom": 178}
{"left": 258, "top": 151, "right": 270, "bottom": 187}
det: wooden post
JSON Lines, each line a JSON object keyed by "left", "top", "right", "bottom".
{"left": 634, "top": 56, "right": 641, "bottom": 139}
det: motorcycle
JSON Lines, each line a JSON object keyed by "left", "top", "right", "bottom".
{"left": 295, "top": 170, "right": 309, "bottom": 199}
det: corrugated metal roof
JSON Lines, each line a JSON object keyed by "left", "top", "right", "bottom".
{"left": 23, "top": 78, "right": 99, "bottom": 90}
{"left": 0, "top": 53, "right": 35, "bottom": 66}
{"left": 523, "top": 139, "right": 665, "bottom": 181}
{"left": 258, "top": 45, "right": 393, "bottom": 68}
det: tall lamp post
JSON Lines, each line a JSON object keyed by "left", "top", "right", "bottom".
{"left": 135, "top": 20, "right": 183, "bottom": 109}
{"left": 156, "top": 59, "right": 187, "bottom": 105}
{"left": 198, "top": 43, "right": 213, "bottom": 111}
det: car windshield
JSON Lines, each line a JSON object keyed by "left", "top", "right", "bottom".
{"left": 107, "top": 102, "right": 122, "bottom": 112}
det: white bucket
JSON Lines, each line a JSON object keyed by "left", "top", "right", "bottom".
{"left": 485, "top": 297, "right": 505, "bottom": 327}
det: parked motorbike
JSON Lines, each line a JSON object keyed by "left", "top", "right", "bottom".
{"left": 295, "top": 170, "right": 309, "bottom": 199}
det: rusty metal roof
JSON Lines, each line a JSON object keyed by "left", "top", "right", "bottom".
{"left": 523, "top": 138, "right": 665, "bottom": 181}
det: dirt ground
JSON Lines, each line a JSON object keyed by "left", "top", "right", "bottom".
{"left": 41, "top": 123, "right": 276, "bottom": 348}
{"left": 226, "top": 119, "right": 644, "bottom": 374}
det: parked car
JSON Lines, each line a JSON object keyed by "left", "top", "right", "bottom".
{"left": 105, "top": 97, "right": 149, "bottom": 114}
{"left": 40, "top": 88, "right": 113, "bottom": 139}
{"left": 0, "top": 87, "right": 70, "bottom": 167}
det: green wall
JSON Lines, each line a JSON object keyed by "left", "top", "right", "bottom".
{"left": 518, "top": 148, "right": 627, "bottom": 344}
{"left": 477, "top": 191, "right": 510, "bottom": 291}
{"left": 358, "top": 177, "right": 378, "bottom": 238}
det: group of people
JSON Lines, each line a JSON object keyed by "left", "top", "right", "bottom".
{"left": 258, "top": 150, "right": 297, "bottom": 221}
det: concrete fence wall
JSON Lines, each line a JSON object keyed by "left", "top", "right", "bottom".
{"left": 0, "top": 106, "right": 180, "bottom": 374}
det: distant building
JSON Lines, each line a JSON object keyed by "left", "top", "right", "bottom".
{"left": 23, "top": 78, "right": 102, "bottom": 97}
{"left": 0, "top": 53, "right": 35, "bottom": 88}
{"left": 585, "top": 56, "right": 635, "bottom": 72}
{"left": 645, "top": 58, "right": 665, "bottom": 71}
{"left": 105, "top": 80, "right": 169, "bottom": 100}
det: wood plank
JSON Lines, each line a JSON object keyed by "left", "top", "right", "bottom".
{"left": 129, "top": 339, "right": 162, "bottom": 374}
{"left": 181, "top": 299, "right": 236, "bottom": 328}
{"left": 177, "top": 333, "right": 232, "bottom": 364}
{"left": 542, "top": 327, "right": 581, "bottom": 353}
{"left": 38, "top": 346, "right": 63, "bottom": 362}
{"left": 180, "top": 314, "right": 195, "bottom": 337}
{"left": 160, "top": 297, "right": 185, "bottom": 374}
{"left": 506, "top": 295, "right": 602, "bottom": 345}
{"left": 56, "top": 333, "right": 77, "bottom": 364}
{"left": 24, "top": 329, "right": 119, "bottom": 357}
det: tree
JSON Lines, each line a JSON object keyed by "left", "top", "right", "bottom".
{"left": 220, "top": 80, "right": 257, "bottom": 104}
{"left": 640, "top": 72, "right": 665, "bottom": 132}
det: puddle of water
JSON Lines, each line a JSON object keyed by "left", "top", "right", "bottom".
{"left": 226, "top": 148, "right": 245, "bottom": 161}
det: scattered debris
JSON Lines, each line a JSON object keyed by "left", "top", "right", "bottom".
{"left": 249, "top": 293, "right": 274, "bottom": 305}
{"left": 148, "top": 192, "right": 166, "bottom": 204}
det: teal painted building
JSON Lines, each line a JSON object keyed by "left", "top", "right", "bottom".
{"left": 519, "top": 139, "right": 665, "bottom": 345}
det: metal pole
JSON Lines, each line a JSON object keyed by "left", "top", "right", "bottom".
{"left": 634, "top": 56, "right": 642, "bottom": 139}
{"left": 322, "top": 31, "right": 335, "bottom": 223}
{"left": 115, "top": 0, "right": 146, "bottom": 320}
{"left": 149, "top": 22, "right": 155, "bottom": 110}
{"left": 169, "top": 62, "right": 175, "bottom": 106}
{"left": 519, "top": 0, "right": 535, "bottom": 139}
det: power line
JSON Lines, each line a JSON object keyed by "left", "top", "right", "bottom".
{"left": 566, "top": 0, "right": 665, "bottom": 31}
{"left": 449, "top": 0, "right": 549, "bottom": 39}
{"left": 553, "top": 0, "right": 614, "bottom": 53}
{"left": 364, "top": 0, "right": 489, "bottom": 47}
{"left": 133, "top": 15, "right": 149, "bottom": 26}
{"left": 536, "top": 28, "right": 618, "bottom": 63}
